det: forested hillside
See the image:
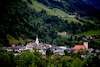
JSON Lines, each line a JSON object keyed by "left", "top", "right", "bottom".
{"left": 0, "top": 0, "right": 100, "bottom": 46}
{"left": 0, "top": 0, "right": 65, "bottom": 46}
{"left": 36, "top": 0, "right": 100, "bottom": 19}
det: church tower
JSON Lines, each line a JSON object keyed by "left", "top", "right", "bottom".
{"left": 83, "top": 42, "right": 88, "bottom": 50}
{"left": 83, "top": 37, "right": 88, "bottom": 50}
{"left": 35, "top": 35, "right": 39, "bottom": 47}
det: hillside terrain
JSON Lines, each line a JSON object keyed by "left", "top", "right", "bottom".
{"left": 36, "top": 0, "right": 100, "bottom": 19}
{"left": 78, "top": 30, "right": 100, "bottom": 36}
{"left": 0, "top": 0, "right": 100, "bottom": 46}
{"left": 24, "top": 0, "right": 83, "bottom": 24}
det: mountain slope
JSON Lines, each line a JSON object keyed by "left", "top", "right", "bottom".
{"left": 36, "top": 0, "right": 100, "bottom": 19}
{"left": 24, "top": 0, "right": 84, "bottom": 24}
{"left": 0, "top": 0, "right": 69, "bottom": 45}
{"left": 0, "top": 0, "right": 99, "bottom": 46}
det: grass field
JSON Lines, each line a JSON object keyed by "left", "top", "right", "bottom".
{"left": 7, "top": 35, "right": 34, "bottom": 44}
{"left": 78, "top": 30, "right": 100, "bottom": 36}
{"left": 60, "top": 35, "right": 76, "bottom": 40}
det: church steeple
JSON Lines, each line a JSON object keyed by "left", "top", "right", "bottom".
{"left": 35, "top": 35, "right": 39, "bottom": 46}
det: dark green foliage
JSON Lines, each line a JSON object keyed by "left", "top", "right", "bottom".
{"left": 0, "top": 28, "right": 9, "bottom": 46}
{"left": 15, "top": 51, "right": 35, "bottom": 67}
{"left": 89, "top": 40, "right": 100, "bottom": 49}
{"left": 0, "top": 0, "right": 69, "bottom": 45}
{"left": 69, "top": 35, "right": 72, "bottom": 41}
{"left": 14, "top": 50, "right": 47, "bottom": 67}
{"left": 54, "top": 35, "right": 75, "bottom": 46}
{"left": 75, "top": 36, "right": 77, "bottom": 40}
{"left": 64, "top": 50, "right": 67, "bottom": 55}
{"left": 77, "top": 36, "right": 83, "bottom": 41}
{"left": 25, "top": 40, "right": 29, "bottom": 44}
{"left": 0, "top": 44, "right": 3, "bottom": 47}
{"left": 0, "top": 50, "right": 15, "bottom": 67}
{"left": 0, "top": 49, "right": 100, "bottom": 67}
{"left": 46, "top": 48, "right": 53, "bottom": 56}
{"left": 41, "top": 10, "right": 46, "bottom": 14}
{"left": 27, "top": 0, "right": 33, "bottom": 4}
{"left": 18, "top": 42, "right": 22, "bottom": 45}
{"left": 61, "top": 56, "right": 71, "bottom": 67}
{"left": 71, "top": 57, "right": 82, "bottom": 67}
{"left": 33, "top": 51, "right": 47, "bottom": 67}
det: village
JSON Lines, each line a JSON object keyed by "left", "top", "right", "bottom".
{"left": 2, "top": 32, "right": 100, "bottom": 59}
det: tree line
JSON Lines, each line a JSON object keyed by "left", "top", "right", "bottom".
{"left": 0, "top": 49, "right": 100, "bottom": 67}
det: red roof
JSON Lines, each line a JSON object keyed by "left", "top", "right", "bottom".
{"left": 73, "top": 45, "right": 86, "bottom": 51}
{"left": 42, "top": 55, "right": 47, "bottom": 60}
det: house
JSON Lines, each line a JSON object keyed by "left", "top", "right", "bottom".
{"left": 59, "top": 46, "right": 67, "bottom": 50}
{"left": 50, "top": 46, "right": 67, "bottom": 51}
{"left": 42, "top": 55, "right": 47, "bottom": 60}
{"left": 75, "top": 12, "right": 77, "bottom": 14}
{"left": 53, "top": 49, "right": 65, "bottom": 55}
{"left": 73, "top": 42, "right": 88, "bottom": 52}
{"left": 26, "top": 35, "right": 40, "bottom": 51}
{"left": 42, "top": 50, "right": 47, "bottom": 59}
{"left": 7, "top": 47, "right": 13, "bottom": 51}
{"left": 51, "top": 45, "right": 60, "bottom": 51}
{"left": 57, "top": 31, "right": 68, "bottom": 35}
{"left": 86, "top": 36, "right": 96, "bottom": 40}
{"left": 19, "top": 45, "right": 26, "bottom": 52}
{"left": 40, "top": 43, "right": 52, "bottom": 50}
{"left": 12, "top": 44, "right": 16, "bottom": 47}
{"left": 13, "top": 46, "right": 19, "bottom": 52}
{"left": 39, "top": 49, "right": 44, "bottom": 53}
{"left": 95, "top": 49, "right": 100, "bottom": 53}
{"left": 47, "top": 44, "right": 52, "bottom": 48}
{"left": 81, "top": 55, "right": 89, "bottom": 59}
{"left": 81, "top": 53, "right": 96, "bottom": 59}
{"left": 95, "top": 35, "right": 100, "bottom": 39}
{"left": 55, "top": 14, "right": 64, "bottom": 18}
{"left": 66, "top": 48, "right": 75, "bottom": 53}
{"left": 26, "top": 43, "right": 33, "bottom": 51}
{"left": 88, "top": 48, "right": 94, "bottom": 53}
{"left": 14, "top": 53, "right": 20, "bottom": 56}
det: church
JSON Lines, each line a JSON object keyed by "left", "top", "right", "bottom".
{"left": 73, "top": 39, "right": 88, "bottom": 52}
{"left": 26, "top": 35, "right": 39, "bottom": 50}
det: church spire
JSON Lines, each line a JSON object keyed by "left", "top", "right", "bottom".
{"left": 35, "top": 35, "right": 39, "bottom": 46}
